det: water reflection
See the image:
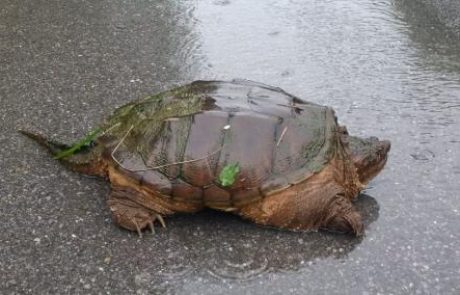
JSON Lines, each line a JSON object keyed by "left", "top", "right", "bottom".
{"left": 389, "top": 0, "right": 460, "bottom": 166}
{"left": 205, "top": 194, "right": 380, "bottom": 278}
{"left": 125, "top": 194, "right": 378, "bottom": 292}
{"left": 395, "top": 0, "right": 460, "bottom": 75}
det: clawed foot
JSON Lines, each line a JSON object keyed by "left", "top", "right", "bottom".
{"left": 132, "top": 213, "right": 166, "bottom": 238}
{"left": 323, "top": 210, "right": 363, "bottom": 236}
{"left": 108, "top": 198, "right": 167, "bottom": 238}
{"left": 322, "top": 196, "right": 363, "bottom": 236}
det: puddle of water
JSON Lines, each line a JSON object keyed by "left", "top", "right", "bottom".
{"left": 173, "top": 0, "right": 460, "bottom": 293}
{"left": 2, "top": 0, "right": 460, "bottom": 294}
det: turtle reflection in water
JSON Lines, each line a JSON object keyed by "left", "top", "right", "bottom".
{"left": 21, "top": 80, "right": 390, "bottom": 236}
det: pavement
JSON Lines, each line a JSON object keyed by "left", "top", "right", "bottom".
{"left": 1, "top": 0, "right": 460, "bottom": 294}
{"left": 418, "top": 0, "right": 460, "bottom": 34}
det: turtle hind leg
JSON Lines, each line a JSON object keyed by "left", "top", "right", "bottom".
{"left": 108, "top": 187, "right": 167, "bottom": 237}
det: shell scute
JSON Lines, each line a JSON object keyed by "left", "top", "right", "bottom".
{"left": 204, "top": 185, "right": 232, "bottom": 208}
{"left": 171, "top": 179, "right": 203, "bottom": 203}
{"left": 101, "top": 80, "right": 346, "bottom": 206}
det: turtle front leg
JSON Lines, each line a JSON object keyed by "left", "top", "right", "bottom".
{"left": 239, "top": 183, "right": 364, "bottom": 236}
{"left": 320, "top": 196, "right": 363, "bottom": 235}
{"left": 107, "top": 187, "right": 167, "bottom": 237}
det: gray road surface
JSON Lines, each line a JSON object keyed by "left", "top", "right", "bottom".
{"left": 1, "top": 0, "right": 460, "bottom": 294}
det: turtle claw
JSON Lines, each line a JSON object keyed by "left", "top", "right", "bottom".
{"left": 131, "top": 214, "right": 165, "bottom": 237}
{"left": 156, "top": 214, "right": 166, "bottom": 228}
{"left": 148, "top": 220, "right": 155, "bottom": 234}
{"left": 134, "top": 220, "right": 143, "bottom": 238}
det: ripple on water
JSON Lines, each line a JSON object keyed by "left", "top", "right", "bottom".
{"left": 173, "top": 2, "right": 206, "bottom": 75}
{"left": 205, "top": 242, "right": 270, "bottom": 280}
{"left": 206, "top": 256, "right": 269, "bottom": 280}
{"left": 156, "top": 248, "right": 195, "bottom": 279}
{"left": 410, "top": 149, "right": 435, "bottom": 162}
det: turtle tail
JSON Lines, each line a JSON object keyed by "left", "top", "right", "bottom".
{"left": 19, "top": 128, "right": 107, "bottom": 177}
{"left": 19, "top": 129, "right": 71, "bottom": 155}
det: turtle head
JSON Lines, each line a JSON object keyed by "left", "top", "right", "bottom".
{"left": 346, "top": 135, "right": 391, "bottom": 185}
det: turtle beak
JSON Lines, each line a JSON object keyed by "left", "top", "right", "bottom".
{"left": 378, "top": 140, "right": 391, "bottom": 156}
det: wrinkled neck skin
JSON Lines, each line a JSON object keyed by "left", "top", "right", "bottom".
{"left": 345, "top": 135, "right": 391, "bottom": 185}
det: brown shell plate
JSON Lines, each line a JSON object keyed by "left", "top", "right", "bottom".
{"left": 100, "top": 80, "right": 339, "bottom": 208}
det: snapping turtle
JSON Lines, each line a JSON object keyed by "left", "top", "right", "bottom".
{"left": 21, "top": 80, "right": 390, "bottom": 236}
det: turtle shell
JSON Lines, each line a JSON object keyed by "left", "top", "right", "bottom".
{"left": 99, "top": 80, "right": 346, "bottom": 209}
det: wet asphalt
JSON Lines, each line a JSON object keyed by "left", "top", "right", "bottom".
{"left": 1, "top": 0, "right": 460, "bottom": 294}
